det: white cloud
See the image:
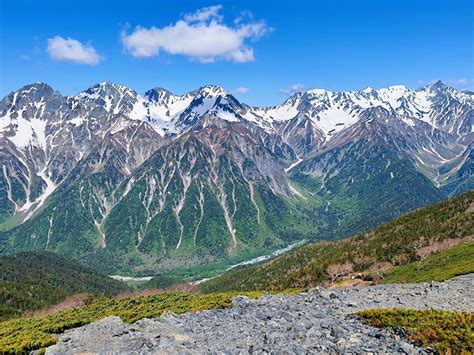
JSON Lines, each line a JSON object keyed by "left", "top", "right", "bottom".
{"left": 448, "top": 78, "right": 474, "bottom": 90}
{"left": 234, "top": 10, "right": 254, "bottom": 25}
{"left": 418, "top": 79, "right": 438, "bottom": 86}
{"left": 47, "top": 36, "right": 101, "bottom": 65}
{"left": 121, "top": 5, "right": 271, "bottom": 63}
{"left": 184, "top": 5, "right": 223, "bottom": 23}
{"left": 232, "top": 87, "right": 249, "bottom": 94}
{"left": 452, "top": 78, "right": 468, "bottom": 84}
{"left": 279, "top": 83, "right": 305, "bottom": 95}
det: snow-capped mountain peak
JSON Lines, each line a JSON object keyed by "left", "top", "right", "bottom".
{"left": 360, "top": 86, "right": 374, "bottom": 94}
{"left": 429, "top": 80, "right": 447, "bottom": 91}
{"left": 144, "top": 87, "right": 174, "bottom": 102}
{"left": 306, "top": 88, "right": 331, "bottom": 96}
{"left": 194, "top": 84, "right": 229, "bottom": 98}
{"left": 71, "top": 82, "right": 138, "bottom": 115}
{"left": 0, "top": 82, "right": 68, "bottom": 149}
{"left": 3, "top": 81, "right": 472, "bottom": 151}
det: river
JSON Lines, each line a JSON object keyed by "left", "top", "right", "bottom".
{"left": 110, "top": 240, "right": 306, "bottom": 285}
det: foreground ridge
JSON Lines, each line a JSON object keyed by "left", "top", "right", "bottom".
{"left": 46, "top": 274, "right": 473, "bottom": 354}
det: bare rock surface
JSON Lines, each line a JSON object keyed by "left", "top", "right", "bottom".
{"left": 45, "top": 274, "right": 474, "bottom": 354}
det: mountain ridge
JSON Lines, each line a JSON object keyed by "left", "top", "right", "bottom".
{"left": 0, "top": 251, "right": 128, "bottom": 320}
{"left": 0, "top": 80, "right": 472, "bottom": 273}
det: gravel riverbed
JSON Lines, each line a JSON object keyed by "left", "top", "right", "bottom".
{"left": 46, "top": 274, "right": 473, "bottom": 354}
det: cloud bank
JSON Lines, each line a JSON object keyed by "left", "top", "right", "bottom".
{"left": 232, "top": 87, "right": 249, "bottom": 94}
{"left": 121, "top": 5, "right": 271, "bottom": 63}
{"left": 47, "top": 36, "right": 101, "bottom": 65}
{"left": 279, "top": 83, "right": 305, "bottom": 95}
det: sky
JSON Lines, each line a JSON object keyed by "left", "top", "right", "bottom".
{"left": 0, "top": 0, "right": 473, "bottom": 106}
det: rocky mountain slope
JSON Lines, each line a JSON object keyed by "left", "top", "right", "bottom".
{"left": 45, "top": 275, "right": 474, "bottom": 354}
{"left": 0, "top": 81, "right": 472, "bottom": 273}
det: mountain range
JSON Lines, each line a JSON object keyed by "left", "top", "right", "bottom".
{"left": 0, "top": 80, "right": 472, "bottom": 274}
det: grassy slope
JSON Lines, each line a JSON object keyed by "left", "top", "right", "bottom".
{"left": 0, "top": 251, "right": 129, "bottom": 321}
{"left": 357, "top": 309, "right": 473, "bottom": 353}
{"left": 382, "top": 241, "right": 474, "bottom": 284}
{"left": 200, "top": 190, "right": 474, "bottom": 292}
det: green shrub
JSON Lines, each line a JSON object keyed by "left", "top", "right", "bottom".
{"left": 382, "top": 241, "right": 474, "bottom": 284}
{"left": 357, "top": 309, "right": 474, "bottom": 353}
{"left": 0, "top": 251, "right": 128, "bottom": 321}
{"left": 0, "top": 291, "right": 260, "bottom": 353}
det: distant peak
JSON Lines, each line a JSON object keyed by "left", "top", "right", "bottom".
{"left": 201, "top": 84, "right": 224, "bottom": 90}
{"left": 18, "top": 82, "right": 55, "bottom": 95}
{"left": 99, "top": 81, "right": 131, "bottom": 90}
{"left": 385, "top": 85, "right": 409, "bottom": 91}
{"left": 149, "top": 86, "right": 171, "bottom": 93}
{"left": 90, "top": 81, "right": 130, "bottom": 91}
{"left": 94, "top": 81, "right": 115, "bottom": 89}
{"left": 83, "top": 82, "right": 135, "bottom": 97}
{"left": 306, "top": 88, "right": 329, "bottom": 95}
{"left": 361, "top": 86, "right": 374, "bottom": 93}
{"left": 430, "top": 80, "right": 447, "bottom": 90}
{"left": 24, "top": 81, "right": 53, "bottom": 90}
{"left": 145, "top": 87, "right": 173, "bottom": 101}
{"left": 196, "top": 85, "right": 228, "bottom": 96}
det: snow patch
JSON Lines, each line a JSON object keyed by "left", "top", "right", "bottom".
{"left": 314, "top": 106, "right": 359, "bottom": 136}
{"left": 288, "top": 183, "right": 306, "bottom": 199}
{"left": 110, "top": 275, "right": 153, "bottom": 282}
{"left": 284, "top": 157, "right": 303, "bottom": 173}
{"left": 1, "top": 114, "right": 47, "bottom": 148}
{"left": 215, "top": 108, "right": 240, "bottom": 122}
{"left": 21, "top": 169, "right": 57, "bottom": 221}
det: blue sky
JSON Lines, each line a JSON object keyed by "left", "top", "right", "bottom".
{"left": 1, "top": 0, "right": 473, "bottom": 105}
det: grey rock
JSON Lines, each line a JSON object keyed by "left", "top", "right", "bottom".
{"left": 46, "top": 274, "right": 474, "bottom": 354}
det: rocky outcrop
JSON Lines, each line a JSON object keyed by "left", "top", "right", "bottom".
{"left": 46, "top": 274, "right": 473, "bottom": 354}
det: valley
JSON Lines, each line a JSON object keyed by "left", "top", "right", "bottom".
{"left": 200, "top": 190, "right": 474, "bottom": 292}
{"left": 2, "top": 1, "right": 472, "bottom": 353}
{"left": 1, "top": 187, "right": 472, "bottom": 353}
